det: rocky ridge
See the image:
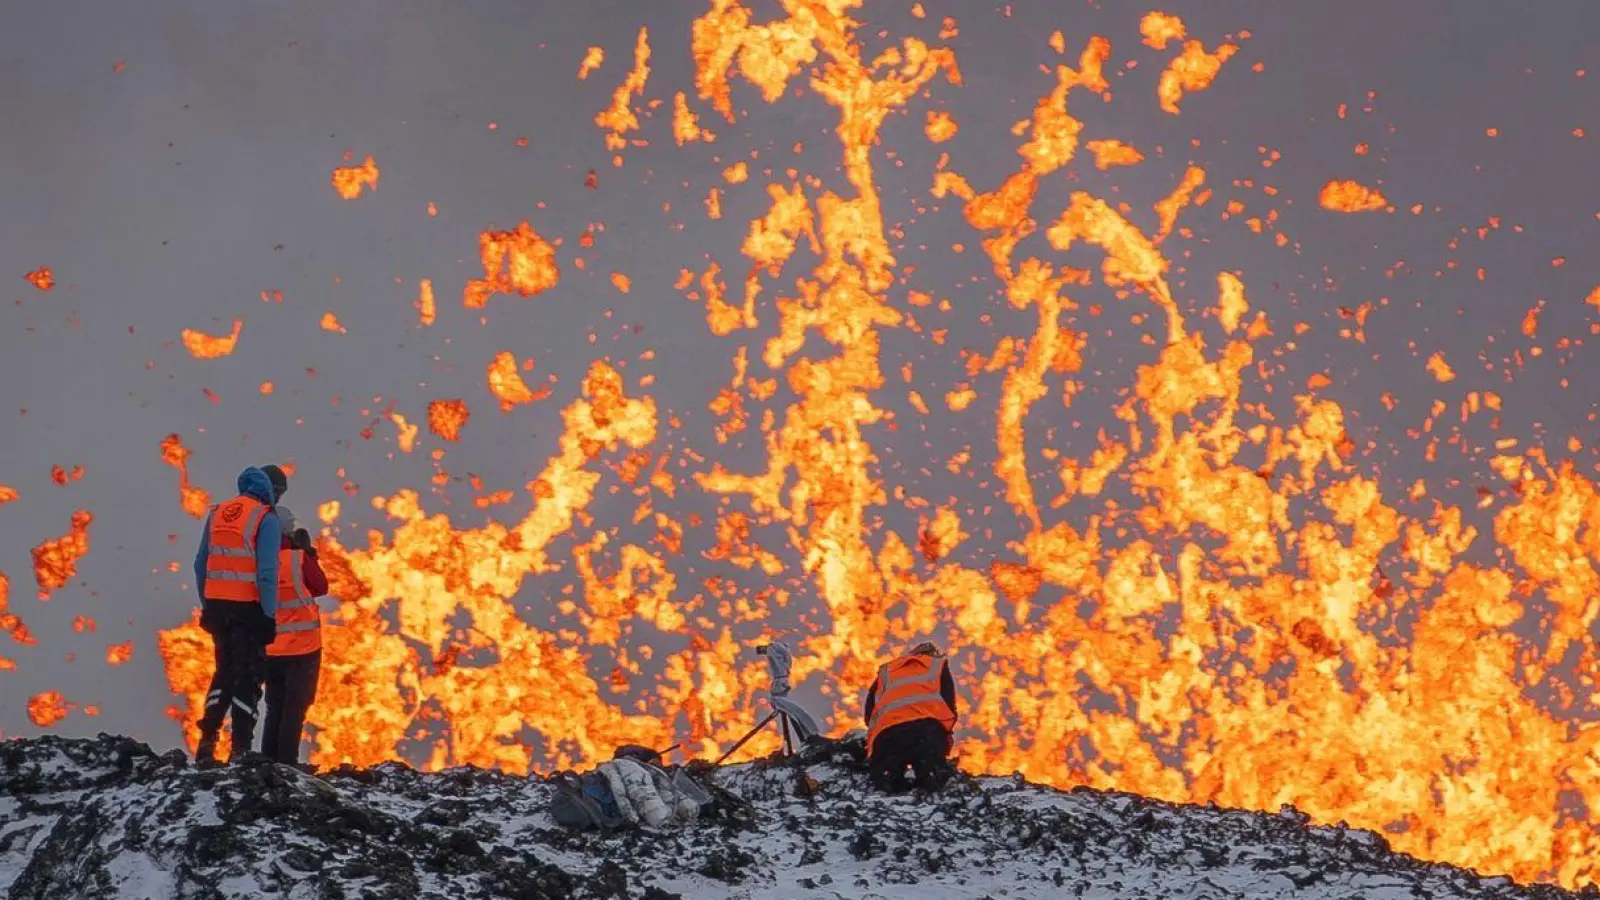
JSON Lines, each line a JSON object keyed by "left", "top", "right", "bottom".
{"left": 0, "top": 735, "right": 1586, "bottom": 899}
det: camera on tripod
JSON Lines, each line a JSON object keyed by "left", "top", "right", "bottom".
{"left": 714, "top": 639, "right": 822, "bottom": 765}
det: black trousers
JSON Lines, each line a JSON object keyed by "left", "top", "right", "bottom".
{"left": 197, "top": 600, "right": 269, "bottom": 753}
{"left": 262, "top": 649, "right": 321, "bottom": 764}
{"left": 869, "top": 719, "right": 953, "bottom": 793}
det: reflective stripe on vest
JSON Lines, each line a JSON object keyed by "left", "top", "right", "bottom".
{"left": 268, "top": 548, "right": 321, "bottom": 657}
{"left": 203, "top": 497, "right": 267, "bottom": 603}
{"left": 866, "top": 655, "right": 956, "bottom": 757}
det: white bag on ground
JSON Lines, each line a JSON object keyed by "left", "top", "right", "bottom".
{"left": 596, "top": 758, "right": 700, "bottom": 829}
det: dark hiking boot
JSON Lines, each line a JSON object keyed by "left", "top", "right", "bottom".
{"left": 914, "top": 760, "right": 955, "bottom": 793}
{"left": 194, "top": 733, "right": 218, "bottom": 769}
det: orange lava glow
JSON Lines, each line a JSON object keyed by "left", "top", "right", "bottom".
{"left": 181, "top": 319, "right": 243, "bottom": 360}
{"left": 0, "top": 485, "right": 18, "bottom": 506}
{"left": 1157, "top": 36, "right": 1238, "bottom": 114}
{"left": 331, "top": 155, "right": 380, "bottom": 199}
{"left": 486, "top": 352, "right": 547, "bottom": 411}
{"left": 49, "top": 465, "right": 83, "bottom": 486}
{"left": 596, "top": 28, "right": 651, "bottom": 152}
{"left": 925, "top": 110, "right": 958, "bottom": 143}
{"left": 462, "top": 222, "right": 560, "bottom": 308}
{"left": 1086, "top": 138, "right": 1145, "bottom": 170}
{"left": 24, "top": 267, "right": 54, "bottom": 291}
{"left": 144, "top": 2, "right": 1600, "bottom": 890}
{"left": 1320, "top": 179, "right": 1390, "bottom": 212}
{"left": 27, "top": 692, "right": 70, "bottom": 727}
{"left": 1426, "top": 351, "right": 1457, "bottom": 383}
{"left": 31, "top": 510, "right": 92, "bottom": 598}
{"left": 1140, "top": 10, "right": 1187, "bottom": 49}
{"left": 106, "top": 641, "right": 134, "bottom": 666}
{"left": 159, "top": 434, "right": 212, "bottom": 518}
{"left": 0, "top": 569, "right": 34, "bottom": 652}
{"left": 417, "top": 278, "right": 437, "bottom": 326}
{"left": 578, "top": 46, "right": 605, "bottom": 80}
{"left": 427, "top": 399, "right": 470, "bottom": 442}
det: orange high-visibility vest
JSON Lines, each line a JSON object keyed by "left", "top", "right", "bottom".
{"left": 268, "top": 548, "right": 321, "bottom": 657}
{"left": 203, "top": 496, "right": 270, "bottom": 603}
{"left": 866, "top": 654, "right": 957, "bottom": 757}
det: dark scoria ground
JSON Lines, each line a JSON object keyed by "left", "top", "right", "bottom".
{"left": 0, "top": 734, "right": 1587, "bottom": 899}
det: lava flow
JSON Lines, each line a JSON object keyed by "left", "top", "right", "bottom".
{"left": 151, "top": 1, "right": 1600, "bottom": 890}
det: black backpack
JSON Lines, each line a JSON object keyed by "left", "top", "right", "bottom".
{"left": 548, "top": 771, "right": 626, "bottom": 830}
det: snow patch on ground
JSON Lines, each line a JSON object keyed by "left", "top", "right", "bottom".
{"left": 0, "top": 735, "right": 1582, "bottom": 900}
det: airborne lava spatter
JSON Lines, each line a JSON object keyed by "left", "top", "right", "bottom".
{"left": 26, "top": 691, "right": 70, "bottom": 727}
{"left": 141, "top": 2, "right": 1600, "bottom": 890}
{"left": 330, "top": 156, "right": 380, "bottom": 199}
{"left": 159, "top": 434, "right": 211, "bottom": 519}
{"left": 181, "top": 319, "right": 243, "bottom": 360}
{"left": 32, "top": 510, "right": 92, "bottom": 598}
{"left": 24, "top": 267, "right": 54, "bottom": 291}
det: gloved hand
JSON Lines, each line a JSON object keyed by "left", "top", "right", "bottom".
{"left": 256, "top": 614, "right": 277, "bottom": 646}
{"left": 291, "top": 528, "right": 317, "bottom": 558}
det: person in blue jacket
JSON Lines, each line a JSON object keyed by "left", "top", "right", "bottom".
{"left": 192, "top": 465, "right": 285, "bottom": 766}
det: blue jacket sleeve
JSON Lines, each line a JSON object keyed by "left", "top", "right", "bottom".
{"left": 254, "top": 510, "right": 281, "bottom": 617}
{"left": 193, "top": 512, "right": 212, "bottom": 602}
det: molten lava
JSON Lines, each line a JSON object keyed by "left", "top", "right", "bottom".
{"left": 181, "top": 320, "right": 243, "bottom": 360}
{"left": 596, "top": 28, "right": 652, "bottom": 153}
{"left": 462, "top": 222, "right": 560, "bottom": 308}
{"left": 49, "top": 465, "right": 83, "bottom": 486}
{"left": 24, "top": 267, "right": 54, "bottom": 291}
{"left": 578, "top": 46, "right": 605, "bottom": 80}
{"left": 486, "top": 352, "right": 546, "bottom": 411}
{"left": 1320, "top": 179, "right": 1390, "bottom": 212}
{"left": 426, "top": 399, "right": 470, "bottom": 442}
{"left": 106, "top": 641, "right": 133, "bottom": 666}
{"left": 146, "top": 1, "right": 1600, "bottom": 890}
{"left": 32, "top": 510, "right": 92, "bottom": 598}
{"left": 1140, "top": 10, "right": 1187, "bottom": 49}
{"left": 1086, "top": 138, "right": 1145, "bottom": 170}
{"left": 416, "top": 278, "right": 437, "bottom": 327}
{"left": 159, "top": 434, "right": 212, "bottom": 519}
{"left": 1157, "top": 38, "right": 1239, "bottom": 114}
{"left": 0, "top": 569, "right": 33, "bottom": 655}
{"left": 27, "top": 692, "right": 69, "bottom": 727}
{"left": 331, "top": 156, "right": 380, "bottom": 199}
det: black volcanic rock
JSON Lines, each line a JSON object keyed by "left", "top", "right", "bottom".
{"left": 0, "top": 734, "right": 1588, "bottom": 899}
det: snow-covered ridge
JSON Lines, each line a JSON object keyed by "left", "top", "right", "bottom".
{"left": 0, "top": 735, "right": 1583, "bottom": 899}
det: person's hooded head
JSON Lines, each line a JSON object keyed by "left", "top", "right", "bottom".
{"left": 907, "top": 641, "right": 942, "bottom": 658}
{"left": 260, "top": 464, "right": 288, "bottom": 503}
{"left": 236, "top": 467, "right": 277, "bottom": 506}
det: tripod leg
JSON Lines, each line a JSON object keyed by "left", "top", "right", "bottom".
{"left": 781, "top": 713, "right": 794, "bottom": 756}
{"left": 714, "top": 710, "right": 780, "bottom": 766}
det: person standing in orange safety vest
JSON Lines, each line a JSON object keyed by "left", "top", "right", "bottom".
{"left": 259, "top": 506, "right": 329, "bottom": 766}
{"left": 863, "top": 641, "right": 959, "bottom": 793}
{"left": 192, "top": 465, "right": 286, "bottom": 766}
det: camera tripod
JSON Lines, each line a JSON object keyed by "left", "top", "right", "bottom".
{"left": 714, "top": 700, "right": 805, "bottom": 765}
{"left": 714, "top": 641, "right": 822, "bottom": 765}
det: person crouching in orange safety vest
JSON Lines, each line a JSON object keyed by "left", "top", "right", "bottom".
{"left": 863, "top": 641, "right": 958, "bottom": 793}
{"left": 193, "top": 465, "right": 287, "bottom": 766}
{"left": 259, "top": 506, "right": 329, "bottom": 766}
